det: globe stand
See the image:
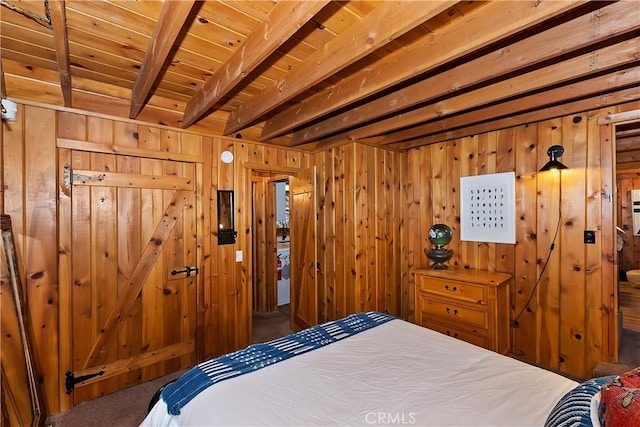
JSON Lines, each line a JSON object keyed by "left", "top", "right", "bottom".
{"left": 425, "top": 247, "right": 454, "bottom": 270}
{"left": 425, "top": 223, "right": 454, "bottom": 270}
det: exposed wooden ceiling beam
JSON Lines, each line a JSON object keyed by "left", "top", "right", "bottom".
{"left": 223, "top": 0, "right": 457, "bottom": 135}
{"left": 181, "top": 0, "right": 330, "bottom": 129}
{"left": 387, "top": 86, "right": 640, "bottom": 151}
{"left": 260, "top": 0, "right": 587, "bottom": 142}
{"left": 617, "top": 137, "right": 640, "bottom": 154}
{"left": 617, "top": 129, "right": 640, "bottom": 139}
{"left": 316, "top": 37, "right": 640, "bottom": 147}
{"left": 599, "top": 110, "right": 640, "bottom": 126}
{"left": 129, "top": 0, "right": 198, "bottom": 119}
{"left": 290, "top": 2, "right": 639, "bottom": 146}
{"left": 616, "top": 161, "right": 640, "bottom": 172}
{"left": 48, "top": 0, "right": 72, "bottom": 107}
{"left": 380, "top": 66, "right": 640, "bottom": 146}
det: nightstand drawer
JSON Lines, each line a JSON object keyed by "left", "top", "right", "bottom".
{"left": 419, "top": 277, "right": 486, "bottom": 304}
{"left": 425, "top": 321, "right": 488, "bottom": 349}
{"left": 420, "top": 297, "right": 487, "bottom": 329}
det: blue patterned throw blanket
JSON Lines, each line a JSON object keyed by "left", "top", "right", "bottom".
{"left": 161, "top": 311, "right": 395, "bottom": 415}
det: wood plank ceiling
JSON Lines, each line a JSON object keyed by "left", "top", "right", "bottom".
{"left": 1, "top": 0, "right": 639, "bottom": 152}
{"left": 616, "top": 120, "right": 640, "bottom": 171}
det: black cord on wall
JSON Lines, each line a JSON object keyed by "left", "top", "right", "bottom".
{"left": 510, "top": 215, "right": 561, "bottom": 356}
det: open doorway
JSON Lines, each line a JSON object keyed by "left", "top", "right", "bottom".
{"left": 275, "top": 181, "right": 291, "bottom": 314}
{"left": 612, "top": 114, "right": 640, "bottom": 372}
{"left": 250, "top": 171, "right": 293, "bottom": 343}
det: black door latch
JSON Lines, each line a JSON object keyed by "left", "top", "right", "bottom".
{"left": 170, "top": 266, "right": 199, "bottom": 277}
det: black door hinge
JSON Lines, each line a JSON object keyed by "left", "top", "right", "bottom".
{"left": 65, "top": 370, "right": 104, "bottom": 394}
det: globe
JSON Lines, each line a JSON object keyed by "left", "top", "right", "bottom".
{"left": 428, "top": 224, "right": 453, "bottom": 248}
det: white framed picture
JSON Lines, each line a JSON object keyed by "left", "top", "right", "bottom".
{"left": 460, "top": 171, "right": 516, "bottom": 244}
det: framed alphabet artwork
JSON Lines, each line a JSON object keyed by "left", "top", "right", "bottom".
{"left": 460, "top": 172, "right": 516, "bottom": 244}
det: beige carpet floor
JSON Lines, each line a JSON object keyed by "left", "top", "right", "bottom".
{"left": 593, "top": 327, "right": 640, "bottom": 377}
{"left": 252, "top": 307, "right": 293, "bottom": 343}
{"left": 47, "top": 310, "right": 291, "bottom": 426}
{"left": 46, "top": 369, "right": 186, "bottom": 427}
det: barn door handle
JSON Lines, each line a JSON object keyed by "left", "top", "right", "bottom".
{"left": 171, "top": 266, "right": 199, "bottom": 277}
{"left": 307, "top": 262, "right": 321, "bottom": 279}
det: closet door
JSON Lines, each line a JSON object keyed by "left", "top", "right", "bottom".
{"left": 290, "top": 166, "right": 318, "bottom": 330}
{"left": 60, "top": 150, "right": 197, "bottom": 404}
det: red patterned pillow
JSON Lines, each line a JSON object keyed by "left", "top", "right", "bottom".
{"left": 599, "top": 366, "right": 640, "bottom": 426}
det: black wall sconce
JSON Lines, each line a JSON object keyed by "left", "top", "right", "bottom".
{"left": 540, "top": 145, "right": 568, "bottom": 171}
{"left": 217, "top": 190, "right": 237, "bottom": 245}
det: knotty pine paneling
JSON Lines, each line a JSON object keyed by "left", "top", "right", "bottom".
{"left": 56, "top": 113, "right": 203, "bottom": 406}
{"left": 4, "top": 96, "right": 640, "bottom": 416}
{"left": 314, "top": 143, "right": 403, "bottom": 323}
{"left": 208, "top": 141, "right": 313, "bottom": 359}
{"left": 405, "top": 101, "right": 640, "bottom": 379}
{"left": 1, "top": 101, "right": 314, "bottom": 416}
{"left": 1, "top": 105, "right": 59, "bottom": 419}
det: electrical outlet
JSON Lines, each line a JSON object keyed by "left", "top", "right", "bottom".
{"left": 584, "top": 230, "right": 596, "bottom": 244}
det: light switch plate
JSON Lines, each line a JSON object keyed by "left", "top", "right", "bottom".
{"left": 584, "top": 230, "right": 596, "bottom": 244}
{"left": 235, "top": 250, "right": 243, "bottom": 262}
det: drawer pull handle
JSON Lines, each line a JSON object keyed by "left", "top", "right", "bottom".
{"left": 444, "top": 285, "right": 458, "bottom": 292}
{"left": 445, "top": 330, "right": 459, "bottom": 338}
{"left": 446, "top": 307, "right": 458, "bottom": 316}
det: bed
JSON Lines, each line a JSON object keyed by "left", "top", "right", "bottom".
{"left": 142, "top": 312, "right": 628, "bottom": 426}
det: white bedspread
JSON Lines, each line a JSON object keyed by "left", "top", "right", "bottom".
{"left": 142, "top": 319, "right": 577, "bottom": 426}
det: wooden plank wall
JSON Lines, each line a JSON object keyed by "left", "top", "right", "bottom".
{"left": 207, "top": 141, "right": 313, "bottom": 360}
{"left": 3, "top": 97, "right": 640, "bottom": 415}
{"left": 1, "top": 105, "right": 59, "bottom": 418}
{"left": 0, "top": 102, "right": 313, "bottom": 416}
{"left": 314, "top": 143, "right": 403, "bottom": 323}
{"left": 404, "top": 101, "right": 640, "bottom": 379}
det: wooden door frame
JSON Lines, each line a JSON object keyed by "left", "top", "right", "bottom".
{"left": 251, "top": 175, "right": 286, "bottom": 312}
{"left": 243, "top": 163, "right": 300, "bottom": 336}
{"left": 598, "top": 109, "right": 640, "bottom": 363}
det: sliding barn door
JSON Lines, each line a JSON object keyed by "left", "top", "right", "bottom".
{"left": 60, "top": 151, "right": 197, "bottom": 404}
{"left": 290, "top": 166, "right": 318, "bottom": 330}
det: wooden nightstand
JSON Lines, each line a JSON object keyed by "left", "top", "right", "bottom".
{"left": 413, "top": 267, "right": 511, "bottom": 354}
